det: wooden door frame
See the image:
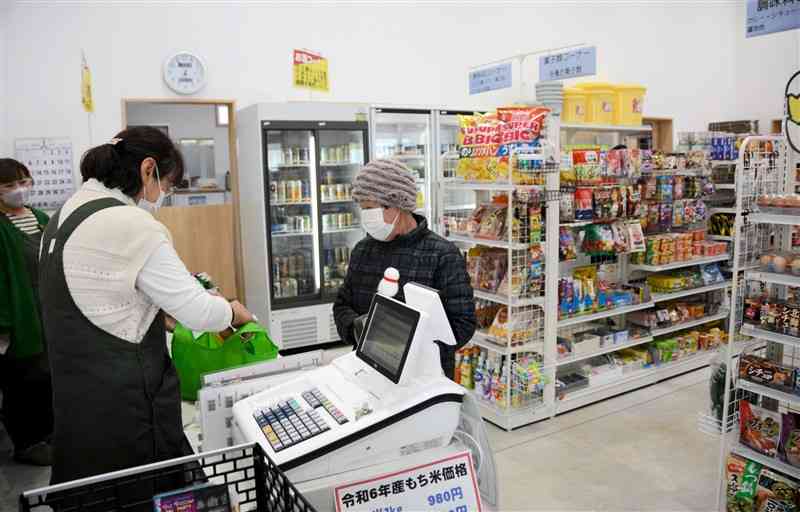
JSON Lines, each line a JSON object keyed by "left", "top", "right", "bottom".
{"left": 121, "top": 98, "right": 245, "bottom": 300}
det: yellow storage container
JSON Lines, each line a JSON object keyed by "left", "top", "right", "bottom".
{"left": 615, "top": 84, "right": 646, "bottom": 126}
{"left": 575, "top": 82, "right": 615, "bottom": 125}
{"left": 562, "top": 88, "right": 588, "bottom": 124}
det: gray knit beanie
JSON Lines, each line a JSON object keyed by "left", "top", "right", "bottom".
{"left": 351, "top": 159, "right": 417, "bottom": 211}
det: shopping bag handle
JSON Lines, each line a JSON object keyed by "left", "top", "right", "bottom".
{"left": 231, "top": 322, "right": 273, "bottom": 357}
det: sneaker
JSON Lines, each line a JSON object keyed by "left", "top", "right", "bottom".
{"left": 14, "top": 441, "right": 52, "bottom": 466}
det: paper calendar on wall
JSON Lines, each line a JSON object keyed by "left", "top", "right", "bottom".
{"left": 14, "top": 137, "right": 76, "bottom": 210}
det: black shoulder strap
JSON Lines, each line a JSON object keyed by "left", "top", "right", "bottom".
{"left": 39, "top": 198, "right": 126, "bottom": 263}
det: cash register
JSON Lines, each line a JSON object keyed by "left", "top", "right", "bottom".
{"left": 232, "top": 283, "right": 467, "bottom": 483}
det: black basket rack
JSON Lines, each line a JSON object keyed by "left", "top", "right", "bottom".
{"left": 19, "top": 443, "right": 317, "bottom": 512}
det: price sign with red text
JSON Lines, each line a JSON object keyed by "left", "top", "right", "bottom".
{"left": 293, "top": 49, "right": 329, "bottom": 92}
{"left": 334, "top": 451, "right": 482, "bottom": 512}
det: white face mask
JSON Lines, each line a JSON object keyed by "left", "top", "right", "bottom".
{"left": 137, "top": 163, "right": 165, "bottom": 214}
{"left": 1, "top": 186, "right": 31, "bottom": 209}
{"left": 361, "top": 207, "right": 397, "bottom": 241}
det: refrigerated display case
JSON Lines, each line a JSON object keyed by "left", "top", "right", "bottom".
{"left": 238, "top": 103, "right": 370, "bottom": 351}
{"left": 369, "top": 107, "right": 433, "bottom": 221}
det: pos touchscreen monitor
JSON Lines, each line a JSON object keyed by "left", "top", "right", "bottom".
{"left": 356, "top": 294, "right": 421, "bottom": 384}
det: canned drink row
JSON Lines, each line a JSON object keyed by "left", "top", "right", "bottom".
{"left": 321, "top": 183, "right": 352, "bottom": 202}
{"left": 283, "top": 147, "right": 310, "bottom": 165}
{"left": 271, "top": 180, "right": 310, "bottom": 203}
{"left": 322, "top": 213, "right": 355, "bottom": 231}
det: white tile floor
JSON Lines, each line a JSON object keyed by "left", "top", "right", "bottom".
{"left": 0, "top": 367, "right": 721, "bottom": 511}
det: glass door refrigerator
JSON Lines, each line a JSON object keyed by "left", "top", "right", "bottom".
{"left": 369, "top": 107, "right": 433, "bottom": 222}
{"left": 238, "top": 105, "right": 369, "bottom": 351}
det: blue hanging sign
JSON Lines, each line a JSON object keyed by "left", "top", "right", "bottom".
{"left": 539, "top": 46, "right": 597, "bottom": 82}
{"left": 746, "top": 0, "right": 800, "bottom": 38}
{"left": 468, "top": 62, "right": 512, "bottom": 95}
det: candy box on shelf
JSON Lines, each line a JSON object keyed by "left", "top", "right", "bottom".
{"left": 739, "top": 354, "right": 795, "bottom": 394}
{"left": 612, "top": 328, "right": 629, "bottom": 345}
{"left": 557, "top": 371, "right": 589, "bottom": 395}
{"left": 571, "top": 331, "right": 602, "bottom": 355}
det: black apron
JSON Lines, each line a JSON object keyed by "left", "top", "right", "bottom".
{"left": 38, "top": 198, "right": 191, "bottom": 488}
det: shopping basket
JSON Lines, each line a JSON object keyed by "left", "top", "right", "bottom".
{"left": 19, "top": 443, "right": 317, "bottom": 512}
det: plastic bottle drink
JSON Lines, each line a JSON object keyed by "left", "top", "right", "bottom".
{"left": 454, "top": 352, "right": 462, "bottom": 385}
{"left": 482, "top": 355, "right": 494, "bottom": 400}
{"left": 473, "top": 352, "right": 484, "bottom": 392}
{"left": 460, "top": 353, "right": 473, "bottom": 389}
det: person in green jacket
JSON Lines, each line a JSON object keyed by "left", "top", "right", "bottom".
{"left": 0, "top": 158, "right": 53, "bottom": 466}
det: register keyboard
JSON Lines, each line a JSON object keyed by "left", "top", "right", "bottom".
{"left": 252, "top": 387, "right": 349, "bottom": 453}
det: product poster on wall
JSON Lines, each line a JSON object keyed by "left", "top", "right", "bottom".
{"left": 293, "top": 49, "right": 329, "bottom": 92}
{"left": 14, "top": 137, "right": 75, "bottom": 211}
{"left": 334, "top": 451, "right": 482, "bottom": 512}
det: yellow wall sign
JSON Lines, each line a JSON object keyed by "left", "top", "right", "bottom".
{"left": 293, "top": 49, "right": 329, "bottom": 92}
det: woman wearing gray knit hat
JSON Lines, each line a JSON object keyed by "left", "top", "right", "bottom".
{"left": 333, "top": 159, "right": 476, "bottom": 379}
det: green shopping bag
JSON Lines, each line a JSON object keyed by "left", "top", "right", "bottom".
{"left": 171, "top": 322, "right": 278, "bottom": 401}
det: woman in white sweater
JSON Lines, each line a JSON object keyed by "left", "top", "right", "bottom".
{"left": 38, "top": 127, "right": 254, "bottom": 489}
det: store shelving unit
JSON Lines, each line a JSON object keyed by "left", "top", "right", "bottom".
{"left": 651, "top": 281, "right": 731, "bottom": 303}
{"left": 650, "top": 310, "right": 730, "bottom": 338}
{"left": 714, "top": 135, "right": 792, "bottom": 511}
{"left": 441, "top": 140, "right": 558, "bottom": 431}
{"left": 555, "top": 335, "right": 654, "bottom": 367}
{"left": 629, "top": 254, "right": 730, "bottom": 272}
{"left": 556, "top": 350, "right": 717, "bottom": 414}
{"left": 553, "top": 125, "right": 733, "bottom": 420}
{"left": 556, "top": 302, "right": 656, "bottom": 328}
{"left": 730, "top": 444, "right": 800, "bottom": 481}
{"left": 737, "top": 379, "right": 800, "bottom": 407}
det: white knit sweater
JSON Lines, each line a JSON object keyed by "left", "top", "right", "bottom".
{"left": 54, "top": 179, "right": 231, "bottom": 343}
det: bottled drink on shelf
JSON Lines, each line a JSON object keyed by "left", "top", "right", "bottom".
{"left": 278, "top": 181, "right": 288, "bottom": 203}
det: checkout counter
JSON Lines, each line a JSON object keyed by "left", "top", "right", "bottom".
{"left": 233, "top": 283, "right": 498, "bottom": 510}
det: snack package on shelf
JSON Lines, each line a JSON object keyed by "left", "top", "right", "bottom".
{"left": 725, "top": 454, "right": 761, "bottom": 512}
{"left": 757, "top": 194, "right": 800, "bottom": 216}
{"left": 756, "top": 468, "right": 800, "bottom": 512}
{"left": 709, "top": 212, "right": 735, "bottom": 237}
{"left": 559, "top": 264, "right": 645, "bottom": 319}
{"left": 559, "top": 227, "right": 578, "bottom": 261}
{"left": 456, "top": 107, "right": 551, "bottom": 184}
{"left": 475, "top": 299, "right": 503, "bottom": 331}
{"left": 759, "top": 251, "right": 800, "bottom": 276}
{"left": 467, "top": 247, "right": 508, "bottom": 294}
{"left": 758, "top": 299, "right": 800, "bottom": 338}
{"left": 740, "top": 400, "right": 782, "bottom": 458}
{"left": 780, "top": 412, "right": 800, "bottom": 469}
{"left": 739, "top": 355, "right": 796, "bottom": 394}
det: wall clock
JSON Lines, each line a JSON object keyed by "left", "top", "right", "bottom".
{"left": 163, "top": 51, "right": 207, "bottom": 95}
